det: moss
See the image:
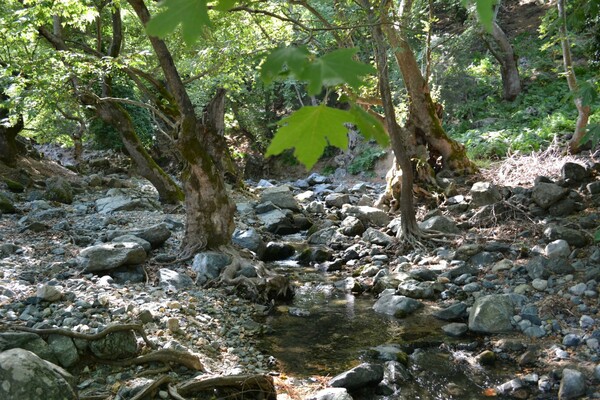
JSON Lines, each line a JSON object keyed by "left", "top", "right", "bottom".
{"left": 3, "top": 178, "right": 24, "bottom": 193}
{"left": 0, "top": 192, "right": 16, "bottom": 213}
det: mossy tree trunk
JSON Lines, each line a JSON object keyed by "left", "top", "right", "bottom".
{"left": 558, "top": 0, "right": 591, "bottom": 153}
{"left": 382, "top": 0, "right": 476, "bottom": 174}
{"left": 129, "top": 0, "right": 235, "bottom": 256}
{"left": 0, "top": 98, "right": 22, "bottom": 167}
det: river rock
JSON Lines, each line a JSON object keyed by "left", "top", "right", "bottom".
{"left": 192, "top": 251, "right": 232, "bottom": 284}
{"left": 0, "top": 192, "right": 16, "bottom": 213}
{"left": 544, "top": 225, "right": 590, "bottom": 248}
{"left": 260, "top": 185, "right": 300, "bottom": 212}
{"left": 419, "top": 215, "right": 460, "bottom": 234}
{"left": 340, "top": 216, "right": 365, "bottom": 236}
{"left": 308, "top": 227, "right": 344, "bottom": 245}
{"left": 232, "top": 228, "right": 265, "bottom": 257}
{"left": 112, "top": 234, "right": 152, "bottom": 252}
{"left": 107, "top": 223, "right": 171, "bottom": 249}
{"left": 442, "top": 323, "right": 468, "bottom": 337}
{"left": 36, "top": 284, "right": 63, "bottom": 302}
{"left": 262, "top": 242, "right": 295, "bottom": 261}
{"left": 95, "top": 195, "right": 161, "bottom": 214}
{"left": 159, "top": 268, "right": 194, "bottom": 291}
{"left": 44, "top": 177, "right": 73, "bottom": 204}
{"left": 77, "top": 242, "right": 147, "bottom": 272}
{"left": 470, "top": 181, "right": 502, "bottom": 207}
{"left": 562, "top": 162, "right": 589, "bottom": 183}
{"left": 47, "top": 334, "right": 79, "bottom": 368}
{"left": 362, "top": 228, "right": 394, "bottom": 246}
{"left": 2, "top": 329, "right": 48, "bottom": 359}
{"left": 0, "top": 348, "right": 77, "bottom": 400}
{"left": 558, "top": 368, "right": 586, "bottom": 399}
{"left": 89, "top": 330, "right": 138, "bottom": 360}
{"left": 341, "top": 205, "right": 390, "bottom": 227}
{"left": 545, "top": 239, "right": 571, "bottom": 259}
{"left": 468, "top": 294, "right": 515, "bottom": 333}
{"left": 397, "top": 280, "right": 436, "bottom": 299}
{"left": 325, "top": 193, "right": 351, "bottom": 208}
{"left": 329, "top": 362, "right": 384, "bottom": 390}
{"left": 373, "top": 292, "right": 423, "bottom": 317}
{"left": 257, "top": 209, "right": 297, "bottom": 234}
{"left": 306, "top": 388, "right": 353, "bottom": 400}
{"left": 532, "top": 182, "right": 568, "bottom": 209}
{"left": 433, "top": 302, "right": 468, "bottom": 321}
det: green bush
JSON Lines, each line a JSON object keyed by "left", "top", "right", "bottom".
{"left": 347, "top": 147, "right": 387, "bottom": 175}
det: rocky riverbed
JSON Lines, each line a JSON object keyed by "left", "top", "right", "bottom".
{"left": 1, "top": 152, "right": 600, "bottom": 399}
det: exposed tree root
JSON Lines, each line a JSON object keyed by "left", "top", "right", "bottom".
{"left": 8, "top": 323, "right": 155, "bottom": 349}
{"left": 91, "top": 349, "right": 205, "bottom": 371}
{"left": 177, "top": 374, "right": 277, "bottom": 400}
{"left": 130, "top": 375, "right": 173, "bottom": 400}
{"left": 392, "top": 228, "right": 459, "bottom": 253}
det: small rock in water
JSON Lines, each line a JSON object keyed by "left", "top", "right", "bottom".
{"left": 288, "top": 307, "right": 310, "bottom": 317}
{"left": 442, "top": 323, "right": 468, "bottom": 337}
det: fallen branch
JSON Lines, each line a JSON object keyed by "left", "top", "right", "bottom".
{"left": 177, "top": 374, "right": 276, "bottom": 399}
{"left": 11, "top": 323, "right": 155, "bottom": 349}
{"left": 91, "top": 349, "right": 205, "bottom": 371}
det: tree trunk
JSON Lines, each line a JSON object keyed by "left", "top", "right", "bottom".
{"left": 382, "top": 2, "right": 476, "bottom": 174}
{"left": 82, "top": 94, "right": 185, "bottom": 204}
{"left": 0, "top": 93, "right": 23, "bottom": 167}
{"left": 128, "top": 0, "right": 235, "bottom": 255}
{"left": 481, "top": 21, "right": 521, "bottom": 101}
{"left": 557, "top": 0, "right": 591, "bottom": 153}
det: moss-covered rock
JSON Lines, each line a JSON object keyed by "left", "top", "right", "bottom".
{"left": 3, "top": 178, "right": 25, "bottom": 193}
{"left": 44, "top": 177, "right": 73, "bottom": 204}
{"left": 0, "top": 192, "right": 16, "bottom": 213}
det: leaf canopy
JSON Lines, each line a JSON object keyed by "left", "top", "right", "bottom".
{"left": 145, "top": 0, "right": 211, "bottom": 45}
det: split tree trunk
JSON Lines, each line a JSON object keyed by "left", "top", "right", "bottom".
{"left": 481, "top": 20, "right": 521, "bottom": 101}
{"left": 558, "top": 0, "right": 591, "bottom": 153}
{"left": 128, "top": 0, "right": 235, "bottom": 255}
{"left": 382, "top": 0, "right": 476, "bottom": 175}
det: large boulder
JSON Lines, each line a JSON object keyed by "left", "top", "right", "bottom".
{"left": 558, "top": 368, "right": 586, "bottom": 400}
{"left": 260, "top": 185, "right": 300, "bottom": 212}
{"left": 362, "top": 228, "right": 394, "bottom": 246}
{"left": 0, "top": 192, "right": 16, "bottom": 213}
{"left": 531, "top": 182, "right": 568, "bottom": 209}
{"left": 373, "top": 292, "right": 423, "bottom": 318}
{"left": 0, "top": 348, "right": 77, "bottom": 400}
{"left": 77, "top": 242, "right": 147, "bottom": 272}
{"left": 44, "top": 177, "right": 73, "bottom": 204}
{"left": 468, "top": 294, "right": 514, "bottom": 333}
{"left": 95, "top": 195, "right": 161, "bottom": 214}
{"left": 89, "top": 331, "right": 138, "bottom": 360}
{"left": 470, "top": 182, "right": 502, "bottom": 207}
{"left": 192, "top": 251, "right": 232, "bottom": 284}
{"left": 0, "top": 332, "right": 57, "bottom": 363}
{"left": 419, "top": 216, "right": 460, "bottom": 234}
{"left": 341, "top": 205, "right": 390, "bottom": 227}
{"left": 544, "top": 225, "right": 590, "bottom": 248}
{"left": 329, "top": 362, "right": 384, "bottom": 391}
{"left": 106, "top": 223, "right": 171, "bottom": 249}
{"left": 232, "top": 228, "right": 265, "bottom": 257}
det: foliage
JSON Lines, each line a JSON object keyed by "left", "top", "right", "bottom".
{"left": 347, "top": 147, "right": 387, "bottom": 176}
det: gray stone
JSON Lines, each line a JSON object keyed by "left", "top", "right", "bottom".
{"left": 89, "top": 330, "right": 138, "bottom": 360}
{"left": 587, "top": 181, "right": 600, "bottom": 195}
{"left": 48, "top": 334, "right": 79, "bottom": 368}
{"left": 306, "top": 201, "right": 325, "bottom": 214}
{"left": 341, "top": 205, "right": 390, "bottom": 227}
{"left": 107, "top": 223, "right": 171, "bottom": 249}
{"left": 44, "top": 177, "right": 73, "bottom": 204}
{"left": 192, "top": 251, "right": 231, "bottom": 284}
{"left": 383, "top": 360, "right": 411, "bottom": 384}
{"left": 0, "top": 192, "right": 16, "bottom": 213}
{"left": 95, "top": 195, "right": 161, "bottom": 214}
{"left": 562, "top": 162, "right": 589, "bottom": 183}
{"left": 36, "top": 284, "right": 63, "bottom": 302}
{"left": 77, "top": 242, "right": 147, "bottom": 272}
{"left": 257, "top": 209, "right": 296, "bottom": 234}
{"left": 563, "top": 333, "right": 582, "bottom": 347}
{"left": 558, "top": 368, "right": 586, "bottom": 400}
{"left": 0, "top": 348, "right": 77, "bottom": 400}
{"left": 532, "top": 182, "right": 568, "bottom": 209}
{"left": 549, "top": 198, "right": 576, "bottom": 217}
{"left": 532, "top": 279, "right": 548, "bottom": 291}
{"left": 159, "top": 268, "right": 194, "bottom": 291}
{"left": 373, "top": 293, "right": 423, "bottom": 317}
{"left": 545, "top": 240, "right": 571, "bottom": 259}
{"left": 260, "top": 185, "right": 300, "bottom": 211}
{"left": 544, "top": 225, "right": 591, "bottom": 248}
{"left": 0, "top": 332, "right": 57, "bottom": 364}
{"left": 362, "top": 228, "right": 394, "bottom": 246}
{"left": 433, "top": 302, "right": 468, "bottom": 321}
{"left": 306, "top": 388, "right": 353, "bottom": 400}
{"left": 112, "top": 234, "right": 152, "bottom": 252}
{"left": 307, "top": 173, "right": 330, "bottom": 185}
{"left": 325, "top": 193, "right": 351, "bottom": 208}
{"left": 523, "top": 326, "right": 546, "bottom": 338}
{"left": 468, "top": 294, "right": 514, "bottom": 333}
{"left": 397, "top": 280, "right": 436, "bottom": 299}
{"left": 340, "top": 216, "right": 365, "bottom": 236}
{"left": 308, "top": 227, "right": 343, "bottom": 245}
{"left": 470, "top": 182, "right": 502, "bottom": 207}
{"left": 329, "top": 362, "right": 384, "bottom": 390}
{"left": 419, "top": 215, "right": 460, "bottom": 234}
{"left": 526, "top": 257, "right": 549, "bottom": 280}
{"left": 442, "top": 323, "right": 468, "bottom": 337}
{"left": 369, "top": 344, "right": 406, "bottom": 362}
{"left": 262, "top": 242, "right": 295, "bottom": 261}
{"left": 232, "top": 228, "right": 265, "bottom": 256}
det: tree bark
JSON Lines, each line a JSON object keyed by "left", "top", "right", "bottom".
{"left": 0, "top": 116, "right": 22, "bottom": 167}
{"left": 382, "top": 0, "right": 476, "bottom": 174}
{"left": 481, "top": 20, "right": 521, "bottom": 101}
{"left": 557, "top": 0, "right": 591, "bottom": 153}
{"left": 128, "top": 0, "right": 235, "bottom": 255}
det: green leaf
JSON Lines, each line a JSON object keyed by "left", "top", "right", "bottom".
{"left": 463, "top": 0, "right": 495, "bottom": 32}
{"left": 579, "top": 80, "right": 598, "bottom": 106}
{"left": 595, "top": 229, "right": 600, "bottom": 243}
{"left": 349, "top": 104, "right": 389, "bottom": 147}
{"left": 214, "top": 0, "right": 238, "bottom": 11}
{"left": 146, "top": 0, "right": 210, "bottom": 46}
{"left": 581, "top": 123, "right": 600, "bottom": 149}
{"left": 260, "top": 46, "right": 310, "bottom": 85}
{"left": 266, "top": 105, "right": 352, "bottom": 169}
{"left": 301, "top": 48, "right": 376, "bottom": 95}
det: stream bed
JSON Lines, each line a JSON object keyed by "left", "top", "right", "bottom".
{"left": 258, "top": 263, "right": 520, "bottom": 399}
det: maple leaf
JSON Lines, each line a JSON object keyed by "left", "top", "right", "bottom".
{"left": 265, "top": 105, "right": 352, "bottom": 169}
{"left": 146, "top": 0, "right": 210, "bottom": 46}
{"left": 260, "top": 46, "right": 310, "bottom": 85}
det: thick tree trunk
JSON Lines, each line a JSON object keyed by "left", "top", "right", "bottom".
{"left": 482, "top": 21, "right": 521, "bottom": 101}
{"left": 557, "top": 0, "right": 591, "bottom": 153}
{"left": 0, "top": 89, "right": 24, "bottom": 167}
{"left": 382, "top": 3, "right": 476, "bottom": 174}
{"left": 82, "top": 94, "right": 184, "bottom": 204}
{"left": 128, "top": 0, "right": 235, "bottom": 254}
